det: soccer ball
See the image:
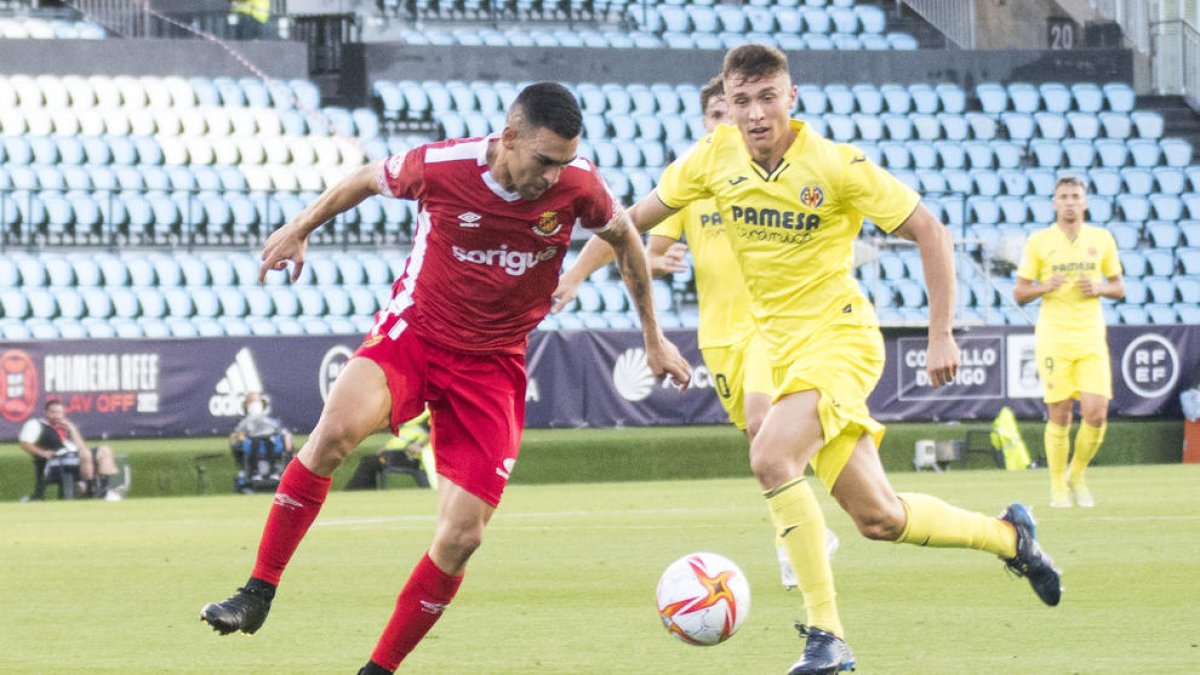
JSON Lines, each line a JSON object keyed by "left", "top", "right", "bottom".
{"left": 655, "top": 552, "right": 751, "bottom": 646}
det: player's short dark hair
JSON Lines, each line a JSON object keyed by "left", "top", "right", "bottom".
{"left": 722, "top": 43, "right": 789, "bottom": 82}
{"left": 511, "top": 81, "right": 582, "bottom": 140}
{"left": 700, "top": 76, "right": 724, "bottom": 115}
{"left": 44, "top": 399, "right": 63, "bottom": 410}
{"left": 1055, "top": 175, "right": 1088, "bottom": 192}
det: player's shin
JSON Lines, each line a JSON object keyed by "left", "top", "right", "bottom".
{"left": 371, "top": 552, "right": 465, "bottom": 670}
{"left": 1045, "top": 422, "right": 1071, "bottom": 498}
{"left": 766, "top": 477, "right": 843, "bottom": 638}
{"left": 250, "top": 460, "right": 333, "bottom": 585}
{"left": 894, "top": 492, "right": 1017, "bottom": 559}
{"left": 1069, "top": 422, "right": 1106, "bottom": 483}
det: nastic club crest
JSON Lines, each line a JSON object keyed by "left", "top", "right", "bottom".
{"left": 799, "top": 184, "right": 824, "bottom": 209}
{"left": 534, "top": 211, "right": 562, "bottom": 237}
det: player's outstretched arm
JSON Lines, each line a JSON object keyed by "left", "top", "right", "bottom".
{"left": 552, "top": 191, "right": 678, "bottom": 313}
{"left": 893, "top": 202, "right": 961, "bottom": 387}
{"left": 598, "top": 208, "right": 692, "bottom": 391}
{"left": 259, "top": 162, "right": 382, "bottom": 283}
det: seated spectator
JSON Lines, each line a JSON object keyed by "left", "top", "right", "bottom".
{"left": 18, "top": 399, "right": 123, "bottom": 501}
{"left": 344, "top": 410, "right": 436, "bottom": 490}
{"left": 229, "top": 392, "right": 293, "bottom": 492}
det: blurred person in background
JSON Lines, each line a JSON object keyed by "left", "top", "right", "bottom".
{"left": 1015, "top": 175, "right": 1124, "bottom": 509}
{"left": 19, "top": 399, "right": 122, "bottom": 501}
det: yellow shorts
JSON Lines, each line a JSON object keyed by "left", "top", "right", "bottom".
{"left": 701, "top": 332, "right": 772, "bottom": 430}
{"left": 1035, "top": 343, "right": 1112, "bottom": 403}
{"left": 772, "top": 324, "right": 886, "bottom": 491}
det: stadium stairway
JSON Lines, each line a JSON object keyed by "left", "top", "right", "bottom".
{"left": 1140, "top": 94, "right": 1200, "bottom": 154}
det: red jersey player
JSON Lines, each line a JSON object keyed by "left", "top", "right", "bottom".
{"left": 200, "top": 82, "right": 692, "bottom": 673}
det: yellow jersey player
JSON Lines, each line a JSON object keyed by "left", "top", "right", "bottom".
{"left": 555, "top": 77, "right": 837, "bottom": 588}
{"left": 1014, "top": 175, "right": 1124, "bottom": 508}
{"left": 596, "top": 44, "right": 1062, "bottom": 674}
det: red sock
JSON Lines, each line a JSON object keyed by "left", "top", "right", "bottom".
{"left": 250, "top": 460, "right": 332, "bottom": 585}
{"left": 371, "top": 553, "right": 464, "bottom": 670}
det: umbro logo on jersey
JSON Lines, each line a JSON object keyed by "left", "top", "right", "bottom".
{"left": 457, "top": 212, "right": 482, "bottom": 228}
{"left": 728, "top": 176, "right": 748, "bottom": 186}
{"left": 209, "top": 347, "right": 264, "bottom": 416}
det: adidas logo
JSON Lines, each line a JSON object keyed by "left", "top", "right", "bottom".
{"left": 612, "top": 348, "right": 657, "bottom": 402}
{"left": 209, "top": 347, "right": 264, "bottom": 416}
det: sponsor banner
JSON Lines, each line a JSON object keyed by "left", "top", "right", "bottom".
{"left": 870, "top": 325, "right": 1198, "bottom": 421}
{"left": 574, "top": 330, "right": 727, "bottom": 427}
{"left": 0, "top": 325, "right": 1194, "bottom": 440}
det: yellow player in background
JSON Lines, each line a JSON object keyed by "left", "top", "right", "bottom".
{"left": 1015, "top": 175, "right": 1124, "bottom": 508}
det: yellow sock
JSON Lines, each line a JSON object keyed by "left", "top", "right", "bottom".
{"left": 1069, "top": 422, "right": 1106, "bottom": 484}
{"left": 1044, "top": 422, "right": 1071, "bottom": 493}
{"left": 894, "top": 492, "right": 1017, "bottom": 559}
{"left": 766, "top": 477, "right": 842, "bottom": 637}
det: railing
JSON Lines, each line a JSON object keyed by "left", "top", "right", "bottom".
{"left": 1089, "top": 0, "right": 1153, "bottom": 53}
{"left": 894, "top": 0, "right": 975, "bottom": 49}
{"left": 1153, "top": 18, "right": 1200, "bottom": 97}
{"left": 68, "top": 0, "right": 291, "bottom": 40}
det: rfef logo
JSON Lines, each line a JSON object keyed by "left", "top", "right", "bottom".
{"left": 1121, "top": 334, "right": 1179, "bottom": 398}
{"left": 1, "top": 349, "right": 39, "bottom": 423}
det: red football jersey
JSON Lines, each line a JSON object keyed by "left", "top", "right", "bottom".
{"left": 374, "top": 136, "right": 617, "bottom": 355}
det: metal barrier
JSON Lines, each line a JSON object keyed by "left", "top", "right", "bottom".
{"left": 894, "top": 0, "right": 975, "bottom": 49}
{"left": 1154, "top": 18, "right": 1200, "bottom": 97}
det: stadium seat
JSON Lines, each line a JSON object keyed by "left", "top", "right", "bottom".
{"left": 1102, "top": 82, "right": 1135, "bottom": 113}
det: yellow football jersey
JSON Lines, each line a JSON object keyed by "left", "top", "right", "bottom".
{"left": 649, "top": 198, "right": 756, "bottom": 349}
{"left": 1017, "top": 224, "right": 1121, "bottom": 349}
{"left": 655, "top": 120, "right": 920, "bottom": 363}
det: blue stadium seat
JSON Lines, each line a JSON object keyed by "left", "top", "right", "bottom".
{"left": 1128, "top": 139, "right": 1162, "bottom": 168}
{"left": 965, "top": 112, "right": 997, "bottom": 140}
{"left": 1117, "top": 305, "right": 1148, "bottom": 325}
{"left": 1094, "top": 139, "right": 1128, "bottom": 167}
{"left": 1152, "top": 166, "right": 1186, "bottom": 195}
{"left": 1121, "top": 276, "right": 1147, "bottom": 303}
{"left": 1071, "top": 83, "right": 1104, "bottom": 113}
{"left": 1160, "top": 138, "right": 1192, "bottom": 167}
{"left": 975, "top": 83, "right": 1007, "bottom": 115}
{"left": 1088, "top": 196, "right": 1115, "bottom": 224}
{"left": 1145, "top": 276, "right": 1177, "bottom": 304}
{"left": 1098, "top": 112, "right": 1131, "bottom": 139}
{"left": 908, "top": 84, "right": 939, "bottom": 114}
{"left": 1007, "top": 83, "right": 1040, "bottom": 114}
{"left": 1028, "top": 139, "right": 1062, "bottom": 168}
{"left": 1065, "top": 112, "right": 1100, "bottom": 140}
{"left": 1039, "top": 82, "right": 1072, "bottom": 113}
{"left": 1181, "top": 221, "right": 1200, "bottom": 246}
{"left": 1063, "top": 139, "right": 1096, "bottom": 167}
{"left": 1025, "top": 195, "right": 1054, "bottom": 223}
{"left": 1144, "top": 250, "right": 1176, "bottom": 276}
{"left": 1177, "top": 276, "right": 1200, "bottom": 303}
{"left": 879, "top": 84, "right": 911, "bottom": 114}
{"left": 1119, "top": 195, "right": 1151, "bottom": 223}
{"left": 1177, "top": 247, "right": 1200, "bottom": 276}
{"left": 1150, "top": 195, "right": 1184, "bottom": 222}
{"left": 1102, "top": 82, "right": 1135, "bottom": 113}
{"left": 1001, "top": 112, "right": 1035, "bottom": 140}
{"left": 1146, "top": 304, "right": 1178, "bottom": 324}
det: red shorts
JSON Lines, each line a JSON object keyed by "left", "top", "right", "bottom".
{"left": 354, "top": 315, "right": 527, "bottom": 507}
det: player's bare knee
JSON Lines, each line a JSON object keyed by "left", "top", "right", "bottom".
{"left": 853, "top": 508, "right": 905, "bottom": 541}
{"left": 748, "top": 452, "right": 787, "bottom": 490}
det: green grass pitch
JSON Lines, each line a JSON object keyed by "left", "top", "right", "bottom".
{"left": 3, "top": 465, "right": 1199, "bottom": 673}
